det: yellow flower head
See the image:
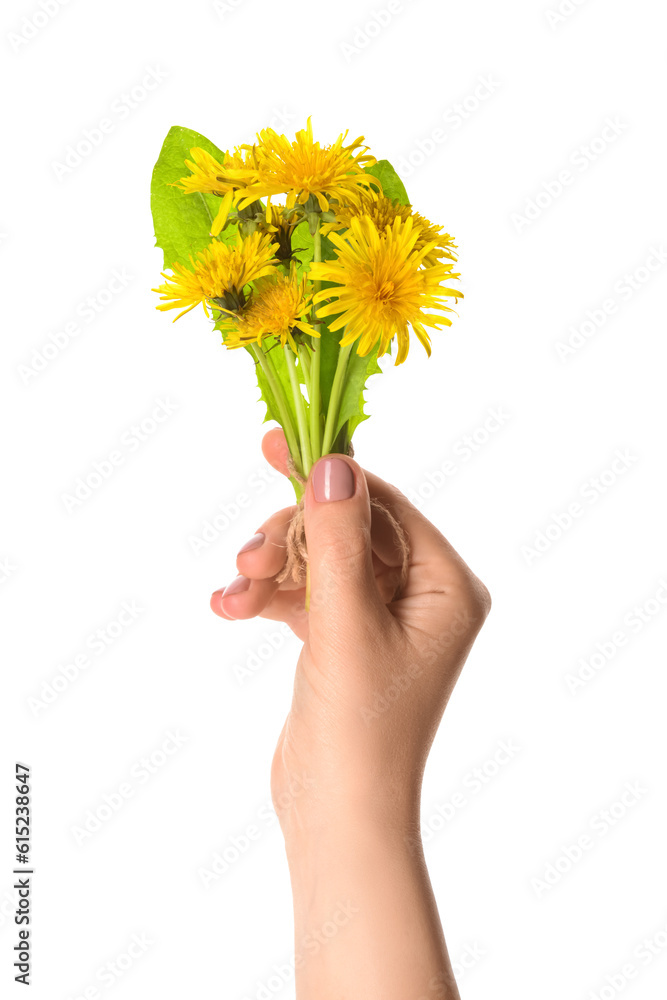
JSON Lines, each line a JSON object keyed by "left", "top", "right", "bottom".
{"left": 310, "top": 216, "right": 463, "bottom": 365}
{"left": 220, "top": 265, "right": 318, "bottom": 352}
{"left": 177, "top": 146, "right": 261, "bottom": 236}
{"left": 236, "top": 117, "right": 378, "bottom": 214}
{"left": 153, "top": 231, "right": 279, "bottom": 321}
{"left": 323, "top": 192, "right": 458, "bottom": 268}
{"left": 260, "top": 203, "right": 302, "bottom": 263}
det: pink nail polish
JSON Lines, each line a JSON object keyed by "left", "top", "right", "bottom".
{"left": 312, "top": 457, "right": 355, "bottom": 502}
{"left": 222, "top": 575, "right": 251, "bottom": 597}
{"left": 238, "top": 532, "right": 265, "bottom": 554}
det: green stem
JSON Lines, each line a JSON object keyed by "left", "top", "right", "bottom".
{"left": 284, "top": 345, "right": 312, "bottom": 476}
{"left": 251, "top": 343, "right": 302, "bottom": 476}
{"left": 321, "top": 340, "right": 352, "bottom": 456}
{"left": 309, "top": 224, "right": 322, "bottom": 461}
{"left": 297, "top": 343, "right": 311, "bottom": 385}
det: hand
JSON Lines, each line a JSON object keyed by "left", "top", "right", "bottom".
{"left": 211, "top": 430, "right": 491, "bottom": 999}
{"left": 211, "top": 428, "right": 491, "bottom": 835}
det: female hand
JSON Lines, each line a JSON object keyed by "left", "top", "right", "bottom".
{"left": 211, "top": 428, "right": 491, "bottom": 998}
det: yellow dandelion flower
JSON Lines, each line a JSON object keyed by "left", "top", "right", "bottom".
{"left": 220, "top": 265, "right": 318, "bottom": 352}
{"left": 323, "top": 192, "right": 458, "bottom": 267}
{"left": 310, "top": 215, "right": 463, "bottom": 365}
{"left": 153, "top": 231, "right": 279, "bottom": 321}
{"left": 235, "top": 117, "right": 378, "bottom": 214}
{"left": 177, "top": 146, "right": 261, "bottom": 236}
{"left": 260, "top": 203, "right": 302, "bottom": 263}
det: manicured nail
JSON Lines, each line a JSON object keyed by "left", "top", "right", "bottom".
{"left": 312, "top": 457, "right": 355, "bottom": 502}
{"left": 222, "top": 575, "right": 251, "bottom": 597}
{"left": 238, "top": 532, "right": 265, "bottom": 554}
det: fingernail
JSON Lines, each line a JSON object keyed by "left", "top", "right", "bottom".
{"left": 222, "top": 575, "right": 251, "bottom": 597}
{"left": 238, "top": 532, "right": 265, "bottom": 554}
{"left": 312, "top": 457, "right": 355, "bottom": 502}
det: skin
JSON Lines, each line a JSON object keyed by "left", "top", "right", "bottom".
{"left": 211, "top": 428, "right": 491, "bottom": 999}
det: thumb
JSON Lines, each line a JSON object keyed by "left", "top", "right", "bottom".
{"left": 304, "top": 455, "right": 385, "bottom": 634}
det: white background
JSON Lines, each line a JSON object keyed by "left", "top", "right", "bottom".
{"left": 2, "top": 0, "right": 666, "bottom": 997}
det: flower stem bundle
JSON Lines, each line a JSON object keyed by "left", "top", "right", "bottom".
{"left": 151, "top": 118, "right": 463, "bottom": 502}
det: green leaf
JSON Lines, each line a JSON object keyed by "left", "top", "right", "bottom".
{"left": 364, "top": 158, "right": 410, "bottom": 206}
{"left": 336, "top": 346, "right": 382, "bottom": 442}
{"left": 151, "top": 126, "right": 238, "bottom": 269}
{"left": 291, "top": 219, "right": 338, "bottom": 275}
{"left": 246, "top": 343, "right": 299, "bottom": 429}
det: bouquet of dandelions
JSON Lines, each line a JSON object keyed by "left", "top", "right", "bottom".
{"left": 151, "top": 118, "right": 462, "bottom": 590}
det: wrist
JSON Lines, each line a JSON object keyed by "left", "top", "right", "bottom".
{"left": 282, "top": 814, "right": 454, "bottom": 999}
{"left": 275, "top": 779, "right": 422, "bottom": 853}
{"left": 280, "top": 803, "right": 424, "bottom": 879}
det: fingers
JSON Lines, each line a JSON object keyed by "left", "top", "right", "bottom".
{"left": 210, "top": 503, "right": 297, "bottom": 621}
{"left": 261, "top": 428, "right": 470, "bottom": 585}
{"left": 210, "top": 577, "right": 277, "bottom": 620}
{"left": 235, "top": 504, "right": 296, "bottom": 580}
{"left": 303, "top": 455, "right": 388, "bottom": 636}
{"left": 217, "top": 430, "right": 490, "bottom": 634}
{"left": 363, "top": 469, "right": 492, "bottom": 624}
{"left": 363, "top": 470, "right": 473, "bottom": 583}
{"left": 261, "top": 427, "right": 291, "bottom": 478}
{"left": 210, "top": 583, "right": 309, "bottom": 639}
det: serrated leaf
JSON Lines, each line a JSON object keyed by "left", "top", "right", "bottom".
{"left": 151, "top": 126, "right": 238, "bottom": 269}
{"left": 336, "top": 346, "right": 382, "bottom": 441}
{"left": 364, "top": 158, "right": 410, "bottom": 206}
{"left": 291, "top": 219, "right": 338, "bottom": 275}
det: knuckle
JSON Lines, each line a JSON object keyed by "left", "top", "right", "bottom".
{"left": 459, "top": 575, "right": 492, "bottom": 623}
{"left": 446, "top": 565, "right": 492, "bottom": 625}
